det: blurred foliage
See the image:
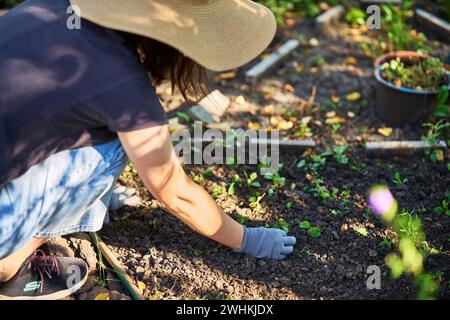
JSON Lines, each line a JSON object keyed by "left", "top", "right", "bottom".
{"left": 256, "top": 0, "right": 340, "bottom": 25}
{"left": 0, "top": 0, "right": 23, "bottom": 9}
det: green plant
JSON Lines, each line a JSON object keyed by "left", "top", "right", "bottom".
{"left": 274, "top": 218, "right": 289, "bottom": 233}
{"left": 307, "top": 227, "right": 321, "bottom": 238}
{"left": 333, "top": 146, "right": 349, "bottom": 165}
{"left": 176, "top": 111, "right": 190, "bottom": 123}
{"left": 264, "top": 172, "right": 286, "bottom": 194}
{"left": 433, "top": 191, "right": 450, "bottom": 216}
{"left": 285, "top": 201, "right": 293, "bottom": 210}
{"left": 345, "top": 7, "right": 366, "bottom": 26}
{"left": 246, "top": 172, "right": 261, "bottom": 188}
{"left": 392, "top": 171, "right": 408, "bottom": 186}
{"left": 423, "top": 120, "right": 450, "bottom": 162}
{"left": 298, "top": 220, "right": 311, "bottom": 229}
{"left": 298, "top": 220, "right": 321, "bottom": 238}
{"left": 211, "top": 186, "right": 226, "bottom": 199}
{"left": 434, "top": 85, "right": 449, "bottom": 117}
{"left": 381, "top": 57, "right": 446, "bottom": 91}
{"left": 313, "top": 54, "right": 326, "bottom": 67}
{"left": 0, "top": 0, "right": 23, "bottom": 8}
{"left": 235, "top": 214, "right": 249, "bottom": 224}
{"left": 225, "top": 174, "right": 240, "bottom": 195}
{"left": 380, "top": 236, "right": 393, "bottom": 249}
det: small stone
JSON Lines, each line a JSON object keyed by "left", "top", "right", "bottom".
{"left": 369, "top": 249, "right": 377, "bottom": 257}
{"left": 331, "top": 231, "right": 339, "bottom": 240}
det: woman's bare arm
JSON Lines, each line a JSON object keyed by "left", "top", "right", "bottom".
{"left": 118, "top": 125, "right": 244, "bottom": 249}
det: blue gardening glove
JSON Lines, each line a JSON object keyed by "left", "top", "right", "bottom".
{"left": 234, "top": 227, "right": 296, "bottom": 260}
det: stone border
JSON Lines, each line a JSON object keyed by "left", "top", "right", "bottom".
{"left": 365, "top": 140, "right": 448, "bottom": 155}
{"left": 415, "top": 9, "right": 450, "bottom": 44}
{"left": 316, "top": 5, "right": 345, "bottom": 37}
{"left": 245, "top": 39, "right": 300, "bottom": 84}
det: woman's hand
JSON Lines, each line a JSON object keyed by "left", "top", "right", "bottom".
{"left": 235, "top": 227, "right": 296, "bottom": 260}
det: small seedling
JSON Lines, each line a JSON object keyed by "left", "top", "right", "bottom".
{"left": 392, "top": 171, "right": 408, "bottom": 186}
{"left": 212, "top": 186, "right": 226, "bottom": 199}
{"left": 298, "top": 220, "right": 321, "bottom": 238}
{"left": 274, "top": 218, "right": 289, "bottom": 233}
{"left": 380, "top": 236, "right": 393, "bottom": 249}
{"left": 225, "top": 174, "right": 240, "bottom": 195}
{"left": 246, "top": 172, "right": 261, "bottom": 188}
{"left": 307, "top": 227, "right": 321, "bottom": 238}
{"left": 235, "top": 214, "right": 249, "bottom": 225}
{"left": 285, "top": 201, "right": 293, "bottom": 210}
{"left": 434, "top": 191, "right": 450, "bottom": 216}
{"left": 298, "top": 220, "right": 311, "bottom": 229}
{"left": 434, "top": 85, "right": 449, "bottom": 118}
{"left": 331, "top": 123, "right": 341, "bottom": 135}
{"left": 333, "top": 146, "right": 349, "bottom": 165}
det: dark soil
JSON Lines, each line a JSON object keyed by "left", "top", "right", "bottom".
{"left": 100, "top": 152, "right": 450, "bottom": 300}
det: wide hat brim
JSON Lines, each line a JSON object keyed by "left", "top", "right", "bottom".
{"left": 69, "top": 0, "right": 277, "bottom": 72}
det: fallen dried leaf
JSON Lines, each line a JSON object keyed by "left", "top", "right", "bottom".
{"left": 284, "top": 84, "right": 295, "bottom": 93}
{"left": 326, "top": 111, "right": 336, "bottom": 118}
{"left": 342, "top": 56, "right": 357, "bottom": 66}
{"left": 138, "top": 281, "right": 147, "bottom": 294}
{"left": 346, "top": 92, "right": 361, "bottom": 101}
{"left": 325, "top": 116, "right": 346, "bottom": 125}
{"left": 377, "top": 127, "right": 393, "bottom": 137}
{"left": 347, "top": 111, "right": 356, "bottom": 118}
{"left": 248, "top": 121, "right": 261, "bottom": 130}
{"left": 435, "top": 149, "right": 444, "bottom": 162}
{"left": 95, "top": 293, "right": 110, "bottom": 300}
{"left": 331, "top": 94, "right": 340, "bottom": 103}
{"left": 277, "top": 120, "right": 294, "bottom": 130}
{"left": 213, "top": 71, "right": 237, "bottom": 81}
{"left": 235, "top": 95, "right": 246, "bottom": 105}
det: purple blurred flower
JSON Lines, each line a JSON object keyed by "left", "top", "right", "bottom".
{"left": 368, "top": 186, "right": 395, "bottom": 216}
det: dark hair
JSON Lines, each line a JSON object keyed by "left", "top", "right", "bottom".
{"left": 120, "top": 32, "right": 209, "bottom": 103}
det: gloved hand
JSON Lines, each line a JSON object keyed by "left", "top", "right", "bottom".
{"left": 234, "top": 227, "right": 296, "bottom": 260}
{"left": 109, "top": 186, "right": 141, "bottom": 210}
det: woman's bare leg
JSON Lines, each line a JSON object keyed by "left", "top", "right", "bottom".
{"left": 0, "top": 238, "right": 46, "bottom": 282}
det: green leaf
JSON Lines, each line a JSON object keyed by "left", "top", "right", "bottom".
{"left": 250, "top": 181, "right": 261, "bottom": 188}
{"left": 176, "top": 111, "right": 190, "bottom": 123}
{"left": 298, "top": 220, "right": 311, "bottom": 229}
{"left": 297, "top": 160, "right": 307, "bottom": 169}
{"left": 307, "top": 227, "right": 321, "bottom": 238}
{"left": 235, "top": 214, "right": 248, "bottom": 224}
{"left": 227, "top": 182, "right": 235, "bottom": 195}
{"left": 285, "top": 201, "right": 293, "bottom": 210}
{"left": 434, "top": 207, "right": 443, "bottom": 215}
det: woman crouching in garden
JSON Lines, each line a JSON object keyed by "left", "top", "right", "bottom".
{"left": 0, "top": 0, "right": 296, "bottom": 299}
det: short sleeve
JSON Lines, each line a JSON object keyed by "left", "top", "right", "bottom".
{"left": 83, "top": 74, "right": 168, "bottom": 132}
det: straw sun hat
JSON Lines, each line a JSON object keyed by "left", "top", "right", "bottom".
{"left": 69, "top": 0, "right": 277, "bottom": 71}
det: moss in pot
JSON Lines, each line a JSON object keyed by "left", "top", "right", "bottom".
{"left": 374, "top": 51, "right": 449, "bottom": 127}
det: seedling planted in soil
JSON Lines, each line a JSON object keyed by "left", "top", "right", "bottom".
{"left": 298, "top": 220, "right": 321, "bottom": 238}
{"left": 434, "top": 191, "right": 450, "bottom": 216}
{"left": 393, "top": 171, "right": 408, "bottom": 186}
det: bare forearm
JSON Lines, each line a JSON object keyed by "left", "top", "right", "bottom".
{"left": 152, "top": 176, "right": 244, "bottom": 249}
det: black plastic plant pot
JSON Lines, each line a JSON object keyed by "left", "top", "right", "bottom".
{"left": 373, "top": 51, "right": 447, "bottom": 128}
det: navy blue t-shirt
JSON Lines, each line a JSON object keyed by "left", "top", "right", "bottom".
{"left": 0, "top": 0, "right": 168, "bottom": 189}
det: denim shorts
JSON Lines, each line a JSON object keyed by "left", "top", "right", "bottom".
{"left": 0, "top": 139, "right": 128, "bottom": 259}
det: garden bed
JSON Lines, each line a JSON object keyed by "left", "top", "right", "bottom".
{"left": 80, "top": 4, "right": 450, "bottom": 301}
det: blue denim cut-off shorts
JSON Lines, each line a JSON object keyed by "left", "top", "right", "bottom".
{"left": 0, "top": 139, "right": 128, "bottom": 259}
